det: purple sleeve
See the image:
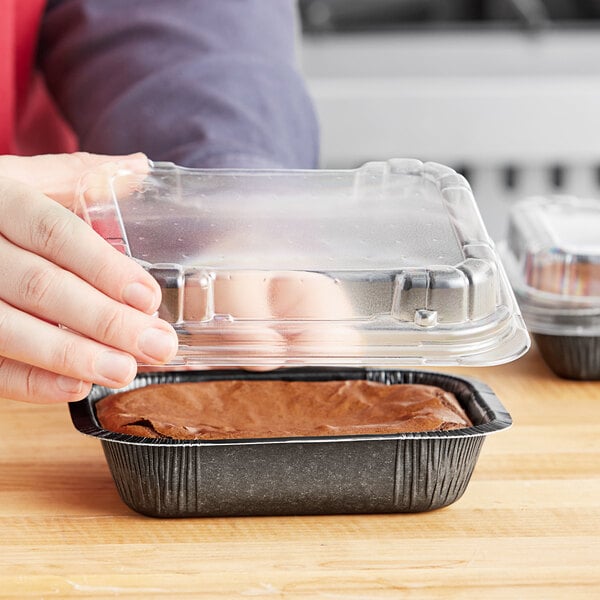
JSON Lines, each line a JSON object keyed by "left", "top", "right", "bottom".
{"left": 40, "top": 0, "right": 319, "bottom": 169}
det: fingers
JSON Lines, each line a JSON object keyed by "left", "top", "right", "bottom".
{"left": 268, "top": 271, "right": 355, "bottom": 319}
{"left": 268, "top": 272, "right": 361, "bottom": 363}
{"left": 0, "top": 152, "right": 148, "bottom": 208}
{"left": 211, "top": 270, "right": 356, "bottom": 320}
{"left": 213, "top": 271, "right": 273, "bottom": 318}
{"left": 0, "top": 299, "right": 138, "bottom": 391}
{"left": 0, "top": 270, "right": 177, "bottom": 404}
{"left": 205, "top": 270, "right": 359, "bottom": 368}
{"left": 0, "top": 152, "right": 179, "bottom": 405}
{"left": 0, "top": 238, "right": 177, "bottom": 365}
{"left": 0, "top": 177, "right": 161, "bottom": 314}
{"left": 0, "top": 356, "right": 93, "bottom": 404}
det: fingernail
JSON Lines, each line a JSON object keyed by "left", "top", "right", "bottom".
{"left": 138, "top": 327, "right": 178, "bottom": 363}
{"left": 56, "top": 376, "right": 85, "bottom": 394}
{"left": 95, "top": 351, "right": 136, "bottom": 384}
{"left": 121, "top": 153, "right": 149, "bottom": 171}
{"left": 123, "top": 282, "right": 158, "bottom": 313}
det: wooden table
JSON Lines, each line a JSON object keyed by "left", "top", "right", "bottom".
{"left": 1, "top": 346, "right": 599, "bottom": 599}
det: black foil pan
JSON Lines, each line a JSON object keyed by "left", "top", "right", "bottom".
{"left": 534, "top": 333, "right": 600, "bottom": 380}
{"left": 69, "top": 369, "right": 511, "bottom": 518}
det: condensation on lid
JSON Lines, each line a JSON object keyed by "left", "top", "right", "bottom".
{"left": 77, "top": 158, "right": 529, "bottom": 367}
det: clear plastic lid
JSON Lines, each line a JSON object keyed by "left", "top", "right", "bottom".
{"left": 500, "top": 195, "right": 600, "bottom": 336}
{"left": 77, "top": 158, "right": 529, "bottom": 367}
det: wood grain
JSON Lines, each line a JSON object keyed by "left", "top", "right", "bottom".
{"left": 0, "top": 346, "right": 599, "bottom": 599}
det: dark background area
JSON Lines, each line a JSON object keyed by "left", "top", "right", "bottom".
{"left": 300, "top": 0, "right": 600, "bottom": 33}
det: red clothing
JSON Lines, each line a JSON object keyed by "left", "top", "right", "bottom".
{"left": 0, "top": 0, "right": 76, "bottom": 155}
{"left": 3, "top": 0, "right": 317, "bottom": 169}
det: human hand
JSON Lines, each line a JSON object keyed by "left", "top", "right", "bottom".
{"left": 0, "top": 152, "right": 178, "bottom": 404}
{"left": 146, "top": 269, "right": 361, "bottom": 370}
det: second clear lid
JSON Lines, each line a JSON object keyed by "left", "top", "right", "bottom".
{"left": 500, "top": 195, "right": 600, "bottom": 336}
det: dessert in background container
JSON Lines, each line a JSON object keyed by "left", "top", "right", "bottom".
{"left": 500, "top": 195, "right": 600, "bottom": 380}
{"left": 69, "top": 158, "right": 529, "bottom": 517}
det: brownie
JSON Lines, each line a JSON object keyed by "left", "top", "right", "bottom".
{"left": 526, "top": 259, "right": 600, "bottom": 296}
{"left": 95, "top": 379, "right": 472, "bottom": 440}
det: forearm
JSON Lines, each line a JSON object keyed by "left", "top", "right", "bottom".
{"left": 40, "top": 0, "right": 319, "bottom": 168}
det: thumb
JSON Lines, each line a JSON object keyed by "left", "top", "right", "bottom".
{"left": 0, "top": 152, "right": 148, "bottom": 208}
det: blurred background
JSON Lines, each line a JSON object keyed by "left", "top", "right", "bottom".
{"left": 298, "top": 0, "right": 600, "bottom": 239}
